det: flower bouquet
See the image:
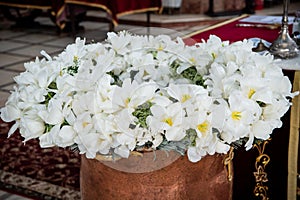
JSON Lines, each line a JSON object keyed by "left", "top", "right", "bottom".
{"left": 0, "top": 31, "right": 296, "bottom": 163}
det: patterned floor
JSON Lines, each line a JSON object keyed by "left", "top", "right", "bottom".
{"left": 0, "top": 118, "right": 81, "bottom": 200}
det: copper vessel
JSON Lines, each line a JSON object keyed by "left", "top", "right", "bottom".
{"left": 80, "top": 151, "right": 233, "bottom": 200}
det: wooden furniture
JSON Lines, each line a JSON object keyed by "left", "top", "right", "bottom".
{"left": 0, "top": 0, "right": 162, "bottom": 33}
{"left": 66, "top": 0, "right": 162, "bottom": 33}
{"left": 0, "top": 0, "right": 65, "bottom": 28}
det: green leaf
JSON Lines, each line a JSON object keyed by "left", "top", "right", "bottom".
{"left": 132, "top": 102, "right": 153, "bottom": 128}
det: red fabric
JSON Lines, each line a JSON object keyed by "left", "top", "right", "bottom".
{"left": 66, "top": 0, "right": 161, "bottom": 25}
{"left": 187, "top": 15, "right": 293, "bottom": 44}
{"left": 112, "top": 0, "right": 161, "bottom": 15}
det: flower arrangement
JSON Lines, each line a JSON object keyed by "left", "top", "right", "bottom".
{"left": 0, "top": 31, "right": 296, "bottom": 163}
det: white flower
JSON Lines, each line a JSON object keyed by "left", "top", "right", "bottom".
{"left": 268, "top": 75, "right": 294, "bottom": 97}
{"left": 187, "top": 146, "right": 206, "bottom": 163}
{"left": 262, "top": 98, "right": 290, "bottom": 125}
{"left": 56, "top": 37, "right": 87, "bottom": 67}
{"left": 176, "top": 46, "right": 210, "bottom": 75}
{"left": 75, "top": 48, "right": 115, "bottom": 91}
{"left": 74, "top": 113, "right": 115, "bottom": 158}
{"left": 112, "top": 78, "right": 158, "bottom": 110}
{"left": 114, "top": 145, "right": 131, "bottom": 158}
{"left": 167, "top": 84, "right": 204, "bottom": 105}
{"left": 251, "top": 120, "right": 272, "bottom": 140}
{"left": 186, "top": 110, "right": 230, "bottom": 162}
{"left": 125, "top": 52, "right": 156, "bottom": 83}
{"left": 39, "top": 124, "right": 76, "bottom": 148}
{"left": 106, "top": 31, "right": 132, "bottom": 55}
{"left": 147, "top": 102, "right": 185, "bottom": 141}
{"left": 72, "top": 91, "right": 96, "bottom": 116}
{"left": 167, "top": 83, "right": 210, "bottom": 113}
{"left": 0, "top": 31, "right": 296, "bottom": 163}
{"left": 221, "top": 92, "right": 261, "bottom": 143}
{"left": 74, "top": 131, "right": 112, "bottom": 158}
{"left": 239, "top": 76, "right": 273, "bottom": 104}
{"left": 19, "top": 116, "right": 45, "bottom": 141}
{"left": 207, "top": 62, "right": 241, "bottom": 99}
{"left": 39, "top": 125, "right": 60, "bottom": 147}
{"left": 73, "top": 112, "right": 93, "bottom": 134}
{"left": 38, "top": 99, "right": 64, "bottom": 125}
{"left": 114, "top": 109, "right": 138, "bottom": 149}
{"left": 0, "top": 103, "right": 21, "bottom": 123}
{"left": 55, "top": 125, "right": 76, "bottom": 147}
{"left": 92, "top": 75, "right": 118, "bottom": 114}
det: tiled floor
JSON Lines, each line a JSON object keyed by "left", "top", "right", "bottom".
{"left": 0, "top": 2, "right": 299, "bottom": 199}
{"left": 0, "top": 190, "right": 32, "bottom": 200}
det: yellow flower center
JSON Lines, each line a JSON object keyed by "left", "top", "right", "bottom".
{"left": 157, "top": 44, "right": 164, "bottom": 51}
{"left": 197, "top": 121, "right": 209, "bottom": 136}
{"left": 82, "top": 121, "right": 89, "bottom": 128}
{"left": 248, "top": 88, "right": 256, "bottom": 99}
{"left": 212, "top": 52, "right": 217, "bottom": 59}
{"left": 231, "top": 111, "right": 242, "bottom": 121}
{"left": 164, "top": 117, "right": 173, "bottom": 126}
{"left": 181, "top": 94, "right": 191, "bottom": 103}
{"left": 73, "top": 56, "right": 78, "bottom": 62}
{"left": 189, "top": 57, "right": 196, "bottom": 64}
{"left": 125, "top": 98, "right": 131, "bottom": 107}
{"left": 143, "top": 70, "right": 149, "bottom": 76}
